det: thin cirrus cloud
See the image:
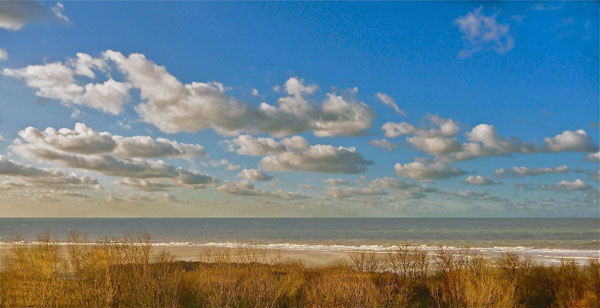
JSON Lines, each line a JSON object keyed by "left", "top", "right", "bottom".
{"left": 375, "top": 92, "right": 406, "bottom": 116}
{"left": 455, "top": 7, "right": 515, "bottom": 57}
{"left": 4, "top": 50, "right": 375, "bottom": 138}
{"left": 368, "top": 139, "right": 398, "bottom": 151}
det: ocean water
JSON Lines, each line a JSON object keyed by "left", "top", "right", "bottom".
{"left": 1, "top": 218, "right": 598, "bottom": 263}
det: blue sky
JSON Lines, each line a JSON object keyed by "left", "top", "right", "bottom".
{"left": 0, "top": 1, "right": 598, "bottom": 217}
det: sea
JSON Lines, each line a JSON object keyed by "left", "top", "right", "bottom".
{"left": 1, "top": 218, "right": 598, "bottom": 264}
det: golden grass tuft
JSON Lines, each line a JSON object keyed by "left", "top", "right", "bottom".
{"left": 0, "top": 234, "right": 598, "bottom": 308}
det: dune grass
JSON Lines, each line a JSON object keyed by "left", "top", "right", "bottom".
{"left": 0, "top": 233, "right": 598, "bottom": 308}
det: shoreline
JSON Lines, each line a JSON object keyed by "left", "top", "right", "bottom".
{"left": 2, "top": 241, "right": 598, "bottom": 266}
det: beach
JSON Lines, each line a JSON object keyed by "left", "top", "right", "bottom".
{"left": 1, "top": 218, "right": 598, "bottom": 266}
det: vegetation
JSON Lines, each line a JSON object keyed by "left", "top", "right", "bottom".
{"left": 0, "top": 234, "right": 598, "bottom": 308}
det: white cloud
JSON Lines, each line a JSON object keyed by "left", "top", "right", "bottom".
{"left": 209, "top": 159, "right": 241, "bottom": 171}
{"left": 225, "top": 135, "right": 290, "bottom": 156}
{"left": 368, "top": 139, "right": 398, "bottom": 151}
{"left": 114, "top": 178, "right": 173, "bottom": 191}
{"left": 260, "top": 144, "right": 372, "bottom": 174}
{"left": 6, "top": 51, "right": 374, "bottom": 137}
{"left": 455, "top": 190, "right": 506, "bottom": 202}
{"left": 0, "top": 155, "right": 99, "bottom": 190}
{"left": 385, "top": 116, "right": 598, "bottom": 161}
{"left": 217, "top": 181, "right": 305, "bottom": 200}
{"left": 584, "top": 151, "right": 600, "bottom": 162}
{"left": 237, "top": 169, "right": 273, "bottom": 181}
{"left": 463, "top": 175, "right": 500, "bottom": 185}
{"left": 495, "top": 165, "right": 568, "bottom": 177}
{"left": 11, "top": 126, "right": 216, "bottom": 185}
{"left": 51, "top": 2, "right": 70, "bottom": 24}
{"left": 375, "top": 92, "right": 406, "bottom": 116}
{"left": 0, "top": 1, "right": 46, "bottom": 30}
{"left": 326, "top": 186, "right": 385, "bottom": 199}
{"left": 394, "top": 158, "right": 466, "bottom": 182}
{"left": 227, "top": 135, "right": 372, "bottom": 174}
{"left": 383, "top": 115, "right": 460, "bottom": 139}
{"left": 322, "top": 178, "right": 352, "bottom": 186}
{"left": 3, "top": 61, "right": 130, "bottom": 114}
{"left": 0, "top": 48, "right": 7, "bottom": 61}
{"left": 528, "top": 3, "right": 564, "bottom": 11}
{"left": 541, "top": 179, "right": 591, "bottom": 191}
{"left": 325, "top": 177, "right": 434, "bottom": 200}
{"left": 543, "top": 129, "right": 597, "bottom": 152}
{"left": 455, "top": 7, "right": 514, "bottom": 57}
{"left": 407, "top": 136, "right": 462, "bottom": 156}
{"left": 105, "top": 51, "right": 373, "bottom": 137}
{"left": 18, "top": 123, "right": 207, "bottom": 158}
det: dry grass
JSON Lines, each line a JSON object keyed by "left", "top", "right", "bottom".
{"left": 0, "top": 233, "right": 598, "bottom": 308}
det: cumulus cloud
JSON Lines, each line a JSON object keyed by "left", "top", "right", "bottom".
{"left": 383, "top": 115, "right": 460, "bottom": 139}
{"left": 368, "top": 139, "right": 398, "bottom": 151}
{"left": 394, "top": 158, "right": 466, "bottom": 182}
{"left": 6, "top": 51, "right": 374, "bottom": 137}
{"left": 11, "top": 126, "right": 216, "bottom": 186}
{"left": 0, "top": 1, "right": 47, "bottom": 30}
{"left": 385, "top": 116, "right": 598, "bottom": 162}
{"left": 227, "top": 135, "right": 372, "bottom": 174}
{"left": 17, "top": 123, "right": 207, "bottom": 158}
{"left": 217, "top": 181, "right": 305, "bottom": 200}
{"left": 326, "top": 186, "right": 385, "bottom": 199}
{"left": 237, "top": 169, "right": 273, "bottom": 181}
{"left": 105, "top": 51, "right": 372, "bottom": 137}
{"left": 0, "top": 155, "right": 99, "bottom": 190}
{"left": 584, "top": 151, "right": 600, "bottom": 162}
{"left": 375, "top": 92, "right": 406, "bottom": 116}
{"left": 325, "top": 177, "right": 434, "bottom": 200}
{"left": 543, "top": 129, "right": 598, "bottom": 153}
{"left": 260, "top": 145, "right": 372, "bottom": 174}
{"left": 463, "top": 175, "right": 500, "bottom": 185}
{"left": 0, "top": 48, "right": 7, "bottom": 61}
{"left": 3, "top": 61, "right": 131, "bottom": 114}
{"left": 541, "top": 179, "right": 591, "bottom": 191}
{"left": 322, "top": 178, "right": 352, "bottom": 186}
{"left": 495, "top": 165, "right": 568, "bottom": 177}
{"left": 455, "top": 7, "right": 514, "bottom": 57}
{"left": 209, "top": 159, "right": 241, "bottom": 171}
{"left": 114, "top": 178, "right": 174, "bottom": 191}
{"left": 455, "top": 190, "right": 506, "bottom": 202}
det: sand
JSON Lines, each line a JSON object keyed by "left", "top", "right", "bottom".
{"left": 158, "top": 245, "right": 353, "bottom": 267}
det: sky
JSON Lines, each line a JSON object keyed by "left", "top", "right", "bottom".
{"left": 0, "top": 1, "right": 598, "bottom": 217}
